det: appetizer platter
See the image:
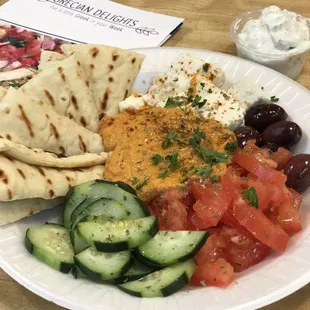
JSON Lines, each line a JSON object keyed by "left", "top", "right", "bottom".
{"left": 0, "top": 44, "right": 309, "bottom": 310}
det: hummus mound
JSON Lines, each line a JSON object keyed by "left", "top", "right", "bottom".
{"left": 100, "top": 107, "right": 236, "bottom": 202}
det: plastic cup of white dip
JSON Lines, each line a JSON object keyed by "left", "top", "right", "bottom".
{"left": 230, "top": 9, "right": 310, "bottom": 80}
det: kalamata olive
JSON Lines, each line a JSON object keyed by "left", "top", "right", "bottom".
{"left": 245, "top": 103, "right": 288, "bottom": 132}
{"left": 283, "top": 154, "right": 310, "bottom": 192}
{"left": 234, "top": 126, "right": 262, "bottom": 148}
{"left": 261, "top": 143, "right": 279, "bottom": 152}
{"left": 262, "top": 121, "right": 302, "bottom": 149}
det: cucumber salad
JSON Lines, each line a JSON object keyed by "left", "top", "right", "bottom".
{"left": 25, "top": 180, "right": 209, "bottom": 298}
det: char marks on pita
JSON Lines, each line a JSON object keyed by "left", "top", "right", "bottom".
{"left": 20, "top": 55, "right": 99, "bottom": 132}
{"left": 0, "top": 88, "right": 104, "bottom": 157}
{"left": 0, "top": 153, "right": 105, "bottom": 201}
{"left": 0, "top": 139, "right": 109, "bottom": 168}
{"left": 61, "top": 44, "right": 145, "bottom": 117}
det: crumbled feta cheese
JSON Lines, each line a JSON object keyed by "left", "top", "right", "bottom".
{"left": 119, "top": 93, "right": 146, "bottom": 112}
{"left": 228, "top": 79, "right": 268, "bottom": 109}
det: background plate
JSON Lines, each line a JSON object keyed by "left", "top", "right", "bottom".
{"left": 0, "top": 47, "right": 310, "bottom": 310}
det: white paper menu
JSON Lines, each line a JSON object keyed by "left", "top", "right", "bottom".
{"left": 0, "top": 0, "right": 184, "bottom": 49}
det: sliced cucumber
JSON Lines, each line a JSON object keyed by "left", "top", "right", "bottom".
{"left": 70, "top": 228, "right": 89, "bottom": 254}
{"left": 77, "top": 216, "right": 158, "bottom": 252}
{"left": 63, "top": 181, "right": 96, "bottom": 228}
{"left": 72, "top": 265, "right": 87, "bottom": 279}
{"left": 74, "top": 247, "right": 132, "bottom": 281}
{"left": 118, "top": 259, "right": 196, "bottom": 297}
{"left": 112, "top": 259, "right": 155, "bottom": 285}
{"left": 72, "top": 180, "right": 149, "bottom": 220}
{"left": 71, "top": 198, "right": 128, "bottom": 229}
{"left": 25, "top": 223, "right": 74, "bottom": 273}
{"left": 134, "top": 231, "right": 208, "bottom": 268}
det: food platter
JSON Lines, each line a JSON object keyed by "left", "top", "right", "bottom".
{"left": 0, "top": 47, "right": 310, "bottom": 310}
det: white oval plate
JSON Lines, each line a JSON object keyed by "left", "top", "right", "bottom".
{"left": 1, "top": 48, "right": 310, "bottom": 310}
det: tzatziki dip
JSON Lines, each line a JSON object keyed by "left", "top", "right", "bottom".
{"left": 231, "top": 6, "right": 310, "bottom": 79}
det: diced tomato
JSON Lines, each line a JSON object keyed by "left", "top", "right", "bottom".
{"left": 247, "top": 174, "right": 272, "bottom": 211}
{"left": 18, "top": 57, "right": 38, "bottom": 67}
{"left": 189, "top": 209, "right": 207, "bottom": 230}
{"left": 25, "top": 39, "right": 41, "bottom": 57}
{"left": 234, "top": 144, "right": 287, "bottom": 185}
{"left": 270, "top": 147, "right": 293, "bottom": 170}
{"left": 148, "top": 188, "right": 190, "bottom": 231}
{"left": 195, "top": 230, "right": 228, "bottom": 265}
{"left": 191, "top": 181, "right": 232, "bottom": 229}
{"left": 276, "top": 187, "right": 302, "bottom": 233}
{"left": 0, "top": 44, "right": 22, "bottom": 60}
{"left": 190, "top": 258, "right": 234, "bottom": 287}
{"left": 8, "top": 29, "right": 36, "bottom": 42}
{"left": 220, "top": 226, "right": 271, "bottom": 272}
{"left": 228, "top": 193, "right": 289, "bottom": 252}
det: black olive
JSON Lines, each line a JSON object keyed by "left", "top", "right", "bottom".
{"left": 262, "top": 121, "right": 302, "bottom": 149}
{"left": 284, "top": 154, "right": 310, "bottom": 192}
{"left": 245, "top": 103, "right": 288, "bottom": 132}
{"left": 234, "top": 126, "right": 261, "bottom": 148}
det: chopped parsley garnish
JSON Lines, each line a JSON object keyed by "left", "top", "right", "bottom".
{"left": 188, "top": 87, "right": 194, "bottom": 93}
{"left": 3, "top": 37, "right": 27, "bottom": 48}
{"left": 8, "top": 81, "right": 23, "bottom": 88}
{"left": 162, "top": 131, "right": 180, "bottom": 149}
{"left": 225, "top": 141, "right": 238, "bottom": 154}
{"left": 190, "top": 128, "right": 206, "bottom": 147}
{"left": 192, "top": 166, "right": 212, "bottom": 178}
{"left": 181, "top": 167, "right": 189, "bottom": 176}
{"left": 164, "top": 97, "right": 179, "bottom": 108}
{"left": 130, "top": 177, "right": 138, "bottom": 185}
{"left": 191, "top": 95, "right": 207, "bottom": 109}
{"left": 136, "top": 178, "right": 148, "bottom": 191}
{"left": 165, "top": 151, "right": 179, "bottom": 172}
{"left": 151, "top": 154, "right": 164, "bottom": 166}
{"left": 200, "top": 82, "right": 205, "bottom": 89}
{"left": 242, "top": 187, "right": 258, "bottom": 209}
{"left": 202, "top": 63, "right": 209, "bottom": 73}
{"left": 208, "top": 88, "right": 213, "bottom": 94}
{"left": 199, "top": 148, "right": 228, "bottom": 164}
{"left": 210, "top": 175, "right": 219, "bottom": 184}
{"left": 158, "top": 169, "right": 169, "bottom": 179}
{"left": 270, "top": 96, "right": 279, "bottom": 103}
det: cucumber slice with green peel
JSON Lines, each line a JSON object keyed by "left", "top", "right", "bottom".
{"left": 77, "top": 216, "right": 158, "bottom": 252}
{"left": 25, "top": 223, "right": 74, "bottom": 273}
{"left": 97, "top": 180, "right": 138, "bottom": 196}
{"left": 112, "top": 259, "right": 155, "bottom": 285}
{"left": 134, "top": 230, "right": 209, "bottom": 268}
{"left": 70, "top": 228, "right": 89, "bottom": 254}
{"left": 71, "top": 198, "right": 129, "bottom": 229}
{"left": 72, "top": 265, "right": 87, "bottom": 279}
{"left": 74, "top": 247, "right": 132, "bottom": 281}
{"left": 63, "top": 181, "right": 96, "bottom": 228}
{"left": 118, "top": 259, "right": 196, "bottom": 298}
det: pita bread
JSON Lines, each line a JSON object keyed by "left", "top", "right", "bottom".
{"left": 20, "top": 55, "right": 99, "bottom": 132}
{"left": 0, "top": 154, "right": 104, "bottom": 201}
{"left": 0, "top": 197, "right": 62, "bottom": 226}
{"left": 39, "top": 51, "right": 66, "bottom": 70}
{"left": 0, "top": 88, "right": 104, "bottom": 156}
{"left": 0, "top": 86, "right": 7, "bottom": 100}
{"left": 0, "top": 138, "right": 108, "bottom": 168}
{"left": 61, "top": 44, "right": 145, "bottom": 117}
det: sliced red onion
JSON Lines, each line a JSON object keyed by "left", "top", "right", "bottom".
{"left": 3, "top": 61, "right": 22, "bottom": 71}
{"left": 0, "top": 60, "right": 9, "bottom": 69}
{"left": 0, "top": 41, "right": 10, "bottom": 46}
{"left": 41, "top": 38, "right": 56, "bottom": 50}
{"left": 15, "top": 28, "right": 25, "bottom": 33}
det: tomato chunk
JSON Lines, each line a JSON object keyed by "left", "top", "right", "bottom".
{"left": 190, "top": 258, "right": 234, "bottom": 287}
{"left": 270, "top": 147, "right": 293, "bottom": 170}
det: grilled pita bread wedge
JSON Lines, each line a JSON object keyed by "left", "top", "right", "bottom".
{"left": 0, "top": 197, "right": 62, "bottom": 226}
{"left": 0, "top": 138, "right": 108, "bottom": 168}
{"left": 0, "top": 154, "right": 104, "bottom": 201}
{"left": 39, "top": 51, "right": 66, "bottom": 71}
{"left": 0, "top": 88, "right": 104, "bottom": 156}
{"left": 61, "top": 44, "right": 145, "bottom": 117}
{"left": 20, "top": 54, "right": 99, "bottom": 132}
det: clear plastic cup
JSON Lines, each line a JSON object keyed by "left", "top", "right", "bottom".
{"left": 230, "top": 9, "right": 310, "bottom": 80}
